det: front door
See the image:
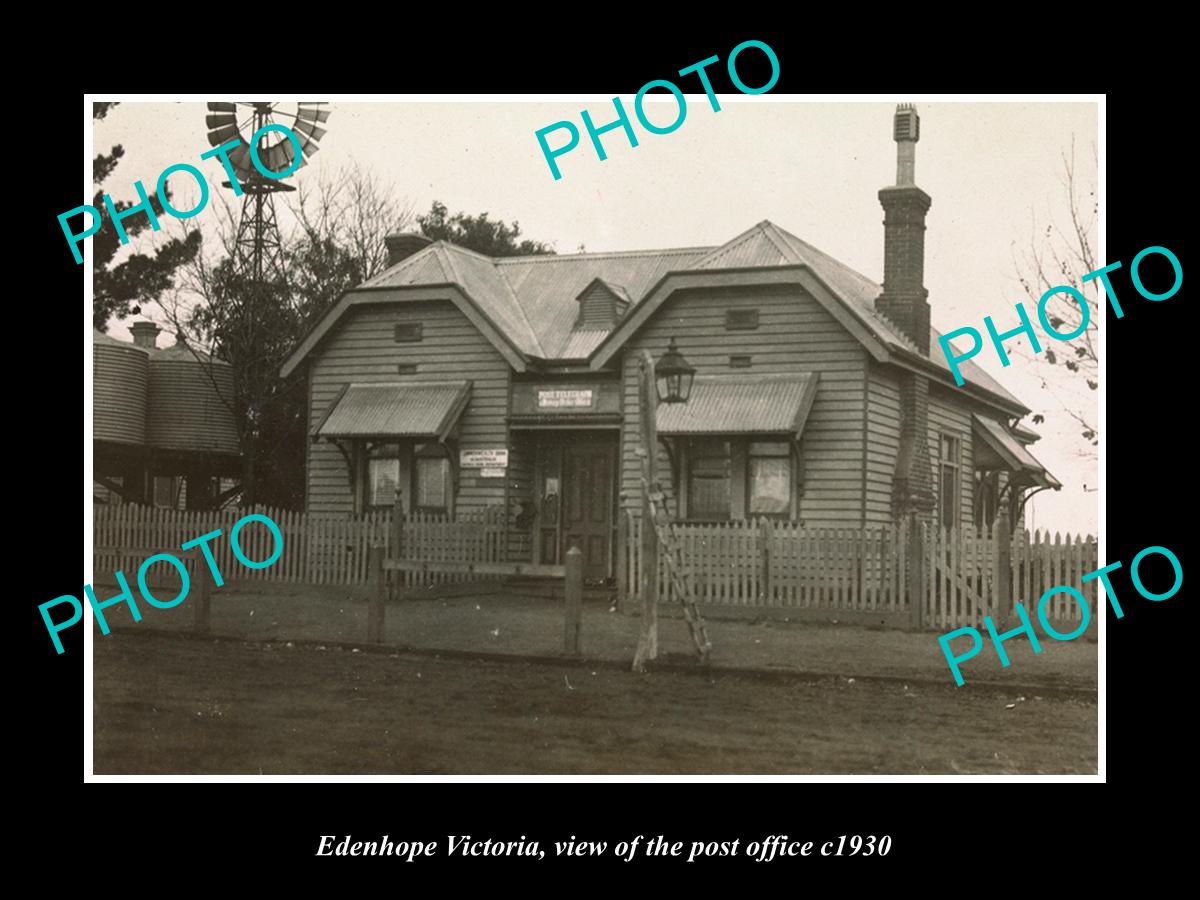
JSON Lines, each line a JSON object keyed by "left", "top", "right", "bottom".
{"left": 562, "top": 442, "right": 615, "bottom": 581}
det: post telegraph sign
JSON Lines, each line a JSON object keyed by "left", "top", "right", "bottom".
{"left": 460, "top": 449, "right": 509, "bottom": 468}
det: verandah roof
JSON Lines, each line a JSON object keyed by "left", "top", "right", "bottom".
{"left": 656, "top": 374, "right": 819, "bottom": 437}
{"left": 972, "top": 414, "right": 1062, "bottom": 489}
{"left": 313, "top": 381, "right": 471, "bottom": 442}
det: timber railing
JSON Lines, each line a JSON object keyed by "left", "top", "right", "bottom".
{"left": 619, "top": 512, "right": 1098, "bottom": 630}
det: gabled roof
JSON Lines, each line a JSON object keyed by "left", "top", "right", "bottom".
{"left": 281, "top": 220, "right": 1028, "bottom": 415}
{"left": 577, "top": 276, "right": 632, "bottom": 306}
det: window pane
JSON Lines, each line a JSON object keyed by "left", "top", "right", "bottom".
{"left": 749, "top": 441, "right": 790, "bottom": 456}
{"left": 689, "top": 455, "right": 731, "bottom": 519}
{"left": 749, "top": 457, "right": 791, "bottom": 514}
{"left": 154, "top": 476, "right": 174, "bottom": 508}
{"left": 368, "top": 458, "right": 400, "bottom": 507}
{"left": 368, "top": 442, "right": 401, "bottom": 459}
{"left": 416, "top": 458, "right": 448, "bottom": 509}
{"left": 941, "top": 463, "right": 956, "bottom": 529}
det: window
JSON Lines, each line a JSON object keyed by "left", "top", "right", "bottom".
{"left": 974, "top": 470, "right": 999, "bottom": 529}
{"left": 366, "top": 443, "right": 401, "bottom": 509}
{"left": 939, "top": 433, "right": 961, "bottom": 531}
{"left": 414, "top": 443, "right": 452, "bottom": 513}
{"left": 729, "top": 355, "right": 752, "bottom": 369}
{"left": 394, "top": 323, "right": 423, "bottom": 342}
{"left": 748, "top": 441, "right": 792, "bottom": 516}
{"left": 687, "top": 440, "right": 731, "bottom": 519}
{"left": 153, "top": 475, "right": 177, "bottom": 509}
{"left": 682, "top": 438, "right": 795, "bottom": 520}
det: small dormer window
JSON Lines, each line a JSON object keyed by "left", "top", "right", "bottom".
{"left": 575, "top": 278, "right": 631, "bottom": 329}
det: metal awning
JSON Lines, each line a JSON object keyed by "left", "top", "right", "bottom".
{"left": 656, "top": 374, "right": 819, "bottom": 437}
{"left": 313, "top": 381, "right": 471, "bottom": 442}
{"left": 972, "top": 414, "right": 1062, "bottom": 489}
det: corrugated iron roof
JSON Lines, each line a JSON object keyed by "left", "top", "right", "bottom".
{"left": 315, "top": 381, "right": 471, "bottom": 440}
{"left": 498, "top": 248, "right": 707, "bottom": 357}
{"left": 973, "top": 414, "right": 1061, "bottom": 489}
{"left": 559, "top": 329, "right": 611, "bottom": 360}
{"left": 657, "top": 374, "right": 819, "bottom": 436}
{"left": 303, "top": 221, "right": 1027, "bottom": 413}
{"left": 93, "top": 328, "right": 149, "bottom": 354}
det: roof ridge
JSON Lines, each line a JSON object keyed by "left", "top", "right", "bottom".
{"left": 495, "top": 245, "right": 714, "bottom": 263}
{"left": 438, "top": 242, "right": 546, "bottom": 357}
{"left": 496, "top": 260, "right": 545, "bottom": 357}
{"left": 756, "top": 220, "right": 795, "bottom": 261}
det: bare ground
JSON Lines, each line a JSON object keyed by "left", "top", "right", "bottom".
{"left": 93, "top": 629, "right": 1097, "bottom": 775}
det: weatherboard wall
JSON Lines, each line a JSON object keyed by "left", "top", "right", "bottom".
{"left": 619, "top": 285, "right": 869, "bottom": 527}
{"left": 306, "top": 299, "right": 512, "bottom": 516}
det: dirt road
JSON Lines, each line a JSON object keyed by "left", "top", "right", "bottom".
{"left": 93, "top": 631, "right": 1097, "bottom": 775}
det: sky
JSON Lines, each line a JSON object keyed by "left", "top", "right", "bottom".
{"left": 92, "top": 98, "right": 1100, "bottom": 534}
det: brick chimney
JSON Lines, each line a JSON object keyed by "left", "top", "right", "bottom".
{"left": 877, "top": 105, "right": 936, "bottom": 519}
{"left": 130, "top": 320, "right": 161, "bottom": 350}
{"left": 875, "top": 104, "right": 932, "bottom": 356}
{"left": 384, "top": 233, "right": 433, "bottom": 267}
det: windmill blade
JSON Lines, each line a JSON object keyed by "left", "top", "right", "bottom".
{"left": 293, "top": 120, "right": 327, "bottom": 144}
{"left": 226, "top": 143, "right": 254, "bottom": 178}
{"left": 264, "top": 139, "right": 296, "bottom": 173}
{"left": 207, "top": 101, "right": 237, "bottom": 113}
{"left": 296, "top": 105, "right": 331, "bottom": 124}
{"left": 207, "top": 124, "right": 242, "bottom": 147}
{"left": 205, "top": 113, "right": 237, "bottom": 129}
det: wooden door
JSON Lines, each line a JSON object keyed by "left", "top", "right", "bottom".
{"left": 562, "top": 442, "right": 615, "bottom": 580}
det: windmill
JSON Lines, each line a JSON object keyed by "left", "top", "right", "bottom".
{"left": 199, "top": 102, "right": 331, "bottom": 506}
{"left": 204, "top": 102, "right": 331, "bottom": 289}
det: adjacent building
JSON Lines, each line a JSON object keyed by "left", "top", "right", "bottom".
{"left": 93, "top": 322, "right": 241, "bottom": 508}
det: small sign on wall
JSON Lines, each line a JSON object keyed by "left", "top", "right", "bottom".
{"left": 479, "top": 467, "right": 506, "bottom": 478}
{"left": 460, "top": 449, "right": 509, "bottom": 468}
{"left": 537, "top": 389, "right": 593, "bottom": 409}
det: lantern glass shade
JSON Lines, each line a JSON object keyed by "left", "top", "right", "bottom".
{"left": 655, "top": 337, "right": 695, "bottom": 404}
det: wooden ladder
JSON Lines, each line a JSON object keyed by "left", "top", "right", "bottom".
{"left": 647, "top": 483, "right": 712, "bottom": 661}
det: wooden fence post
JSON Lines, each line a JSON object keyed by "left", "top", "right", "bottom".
{"left": 564, "top": 545, "right": 582, "bottom": 654}
{"left": 908, "top": 515, "right": 925, "bottom": 630}
{"left": 192, "top": 550, "right": 211, "bottom": 634}
{"left": 994, "top": 507, "right": 1012, "bottom": 630}
{"left": 615, "top": 509, "right": 628, "bottom": 614}
{"left": 368, "top": 545, "right": 386, "bottom": 643}
{"left": 758, "top": 518, "right": 773, "bottom": 603}
{"left": 391, "top": 493, "right": 405, "bottom": 596}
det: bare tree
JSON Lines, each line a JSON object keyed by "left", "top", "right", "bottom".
{"left": 155, "top": 164, "right": 415, "bottom": 507}
{"left": 290, "top": 160, "right": 415, "bottom": 283}
{"left": 1011, "top": 136, "right": 1099, "bottom": 453}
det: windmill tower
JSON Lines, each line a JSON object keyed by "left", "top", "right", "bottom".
{"left": 204, "top": 102, "right": 331, "bottom": 290}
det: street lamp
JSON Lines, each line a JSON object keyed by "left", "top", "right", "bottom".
{"left": 632, "top": 338, "right": 695, "bottom": 672}
{"left": 655, "top": 337, "right": 695, "bottom": 405}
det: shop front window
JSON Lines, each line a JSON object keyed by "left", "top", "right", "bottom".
{"left": 414, "top": 443, "right": 452, "bottom": 514}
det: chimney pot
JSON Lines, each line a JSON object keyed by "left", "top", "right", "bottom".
{"left": 130, "top": 320, "right": 161, "bottom": 350}
{"left": 384, "top": 233, "right": 433, "bottom": 268}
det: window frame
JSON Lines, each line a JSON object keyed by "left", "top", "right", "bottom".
{"left": 680, "top": 435, "right": 797, "bottom": 522}
{"left": 746, "top": 440, "right": 793, "bottom": 519}
{"left": 412, "top": 443, "right": 453, "bottom": 515}
{"left": 364, "top": 442, "right": 403, "bottom": 512}
{"left": 938, "top": 432, "right": 962, "bottom": 531}
{"left": 685, "top": 438, "right": 733, "bottom": 522}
